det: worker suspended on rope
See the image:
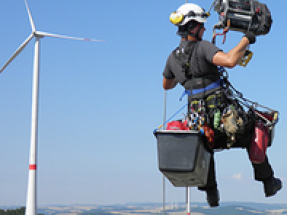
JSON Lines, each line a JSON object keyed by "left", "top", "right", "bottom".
{"left": 162, "top": 2, "right": 282, "bottom": 207}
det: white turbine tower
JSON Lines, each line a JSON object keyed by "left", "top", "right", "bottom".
{"left": 0, "top": 1, "right": 103, "bottom": 215}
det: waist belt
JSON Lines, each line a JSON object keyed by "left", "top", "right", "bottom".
{"left": 180, "top": 79, "right": 223, "bottom": 100}
{"left": 191, "top": 79, "right": 222, "bottom": 95}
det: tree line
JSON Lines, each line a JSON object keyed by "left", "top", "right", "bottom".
{"left": 0, "top": 207, "right": 44, "bottom": 215}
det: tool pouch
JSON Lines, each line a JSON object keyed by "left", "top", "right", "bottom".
{"left": 222, "top": 107, "right": 245, "bottom": 133}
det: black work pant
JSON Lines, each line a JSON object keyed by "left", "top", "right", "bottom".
{"left": 198, "top": 132, "right": 274, "bottom": 192}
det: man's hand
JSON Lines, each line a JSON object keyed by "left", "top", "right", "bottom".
{"left": 244, "top": 32, "right": 256, "bottom": 45}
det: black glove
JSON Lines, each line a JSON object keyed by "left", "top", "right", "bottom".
{"left": 244, "top": 32, "right": 256, "bottom": 44}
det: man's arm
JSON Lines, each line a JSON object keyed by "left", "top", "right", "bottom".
{"left": 163, "top": 77, "right": 178, "bottom": 90}
{"left": 212, "top": 33, "right": 255, "bottom": 68}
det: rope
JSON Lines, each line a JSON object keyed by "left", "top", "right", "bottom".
{"left": 163, "top": 91, "right": 167, "bottom": 129}
{"left": 208, "top": 0, "right": 218, "bottom": 14}
{"left": 155, "top": 102, "right": 188, "bottom": 132}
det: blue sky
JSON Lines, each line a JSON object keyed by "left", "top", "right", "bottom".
{"left": 0, "top": 0, "right": 286, "bottom": 207}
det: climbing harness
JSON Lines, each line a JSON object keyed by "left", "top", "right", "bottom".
{"left": 155, "top": 65, "right": 279, "bottom": 150}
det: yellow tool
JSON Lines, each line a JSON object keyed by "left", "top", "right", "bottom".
{"left": 239, "top": 50, "right": 253, "bottom": 67}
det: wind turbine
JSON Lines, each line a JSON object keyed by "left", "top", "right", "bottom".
{"left": 0, "top": 1, "right": 103, "bottom": 215}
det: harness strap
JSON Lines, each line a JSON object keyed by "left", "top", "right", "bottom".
{"left": 191, "top": 79, "right": 223, "bottom": 95}
{"left": 180, "top": 79, "right": 223, "bottom": 101}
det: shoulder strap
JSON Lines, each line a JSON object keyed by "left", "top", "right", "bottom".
{"left": 172, "top": 42, "right": 198, "bottom": 79}
{"left": 188, "top": 42, "right": 200, "bottom": 78}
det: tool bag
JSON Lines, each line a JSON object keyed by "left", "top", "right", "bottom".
{"left": 214, "top": 0, "right": 272, "bottom": 35}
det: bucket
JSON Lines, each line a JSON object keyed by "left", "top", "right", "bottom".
{"left": 154, "top": 130, "right": 211, "bottom": 187}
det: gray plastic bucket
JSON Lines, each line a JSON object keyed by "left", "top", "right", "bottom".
{"left": 154, "top": 130, "right": 211, "bottom": 187}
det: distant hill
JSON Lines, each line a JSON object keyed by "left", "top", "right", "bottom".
{"left": 2, "top": 202, "right": 287, "bottom": 215}
{"left": 192, "top": 205, "right": 267, "bottom": 215}
{"left": 219, "top": 202, "right": 287, "bottom": 211}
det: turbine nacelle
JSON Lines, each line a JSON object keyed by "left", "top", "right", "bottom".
{"left": 33, "top": 31, "right": 44, "bottom": 38}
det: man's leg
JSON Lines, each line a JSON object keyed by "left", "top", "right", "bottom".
{"left": 250, "top": 155, "right": 282, "bottom": 197}
{"left": 251, "top": 156, "right": 273, "bottom": 181}
{"left": 236, "top": 131, "right": 282, "bottom": 197}
{"left": 198, "top": 154, "right": 219, "bottom": 207}
{"left": 198, "top": 154, "right": 217, "bottom": 191}
{"left": 240, "top": 129, "right": 282, "bottom": 197}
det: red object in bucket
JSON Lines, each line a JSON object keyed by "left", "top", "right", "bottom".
{"left": 166, "top": 120, "right": 189, "bottom": 130}
{"left": 249, "top": 121, "right": 269, "bottom": 164}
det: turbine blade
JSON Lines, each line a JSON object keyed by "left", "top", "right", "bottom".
{"left": 0, "top": 33, "right": 34, "bottom": 73}
{"left": 36, "top": 31, "right": 104, "bottom": 42}
{"left": 24, "top": 0, "right": 36, "bottom": 32}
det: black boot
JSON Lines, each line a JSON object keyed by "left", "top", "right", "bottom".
{"left": 206, "top": 189, "right": 220, "bottom": 207}
{"left": 264, "top": 177, "right": 282, "bottom": 197}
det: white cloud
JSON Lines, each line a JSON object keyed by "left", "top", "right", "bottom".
{"left": 231, "top": 173, "right": 243, "bottom": 181}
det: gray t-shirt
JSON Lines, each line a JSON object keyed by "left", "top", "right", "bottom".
{"left": 163, "top": 40, "right": 222, "bottom": 88}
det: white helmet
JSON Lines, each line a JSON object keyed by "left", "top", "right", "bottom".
{"left": 170, "top": 3, "right": 208, "bottom": 26}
